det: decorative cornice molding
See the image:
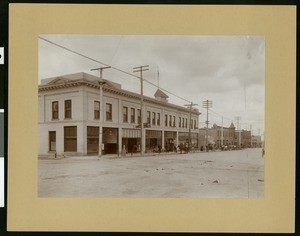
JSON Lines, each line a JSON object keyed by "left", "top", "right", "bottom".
{"left": 39, "top": 79, "right": 201, "bottom": 115}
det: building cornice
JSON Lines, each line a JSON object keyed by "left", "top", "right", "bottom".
{"left": 39, "top": 79, "right": 201, "bottom": 116}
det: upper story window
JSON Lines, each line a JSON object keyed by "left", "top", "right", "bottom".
{"left": 157, "top": 113, "right": 160, "bottom": 126}
{"left": 179, "top": 117, "right": 181, "bottom": 128}
{"left": 52, "top": 101, "right": 59, "bottom": 120}
{"left": 194, "top": 120, "right": 197, "bottom": 129}
{"left": 137, "top": 109, "right": 141, "bottom": 124}
{"left": 123, "top": 106, "right": 128, "bottom": 123}
{"left": 185, "top": 118, "right": 188, "bottom": 128}
{"left": 131, "top": 108, "right": 135, "bottom": 123}
{"left": 169, "top": 115, "right": 172, "bottom": 127}
{"left": 165, "top": 114, "right": 168, "bottom": 126}
{"left": 64, "top": 100, "right": 72, "bottom": 119}
{"left": 106, "top": 103, "right": 112, "bottom": 121}
{"left": 173, "top": 116, "right": 176, "bottom": 127}
{"left": 152, "top": 112, "right": 156, "bottom": 125}
{"left": 147, "top": 111, "right": 151, "bottom": 124}
{"left": 94, "top": 101, "right": 100, "bottom": 120}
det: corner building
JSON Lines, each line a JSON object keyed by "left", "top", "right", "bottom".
{"left": 38, "top": 72, "right": 200, "bottom": 156}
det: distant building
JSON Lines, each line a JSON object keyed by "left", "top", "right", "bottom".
{"left": 235, "top": 129, "right": 252, "bottom": 148}
{"left": 198, "top": 123, "right": 236, "bottom": 149}
{"left": 38, "top": 72, "right": 200, "bottom": 156}
{"left": 251, "top": 135, "right": 262, "bottom": 147}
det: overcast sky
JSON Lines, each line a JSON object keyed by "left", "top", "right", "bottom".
{"left": 39, "top": 35, "right": 265, "bottom": 136}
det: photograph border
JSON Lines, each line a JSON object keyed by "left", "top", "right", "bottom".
{"left": 7, "top": 4, "right": 296, "bottom": 232}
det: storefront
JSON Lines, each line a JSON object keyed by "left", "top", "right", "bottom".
{"left": 103, "top": 127, "right": 118, "bottom": 154}
{"left": 122, "top": 129, "right": 141, "bottom": 153}
{"left": 164, "top": 131, "right": 176, "bottom": 152}
{"left": 146, "top": 130, "right": 162, "bottom": 152}
{"left": 179, "top": 132, "right": 198, "bottom": 149}
{"left": 87, "top": 126, "right": 99, "bottom": 154}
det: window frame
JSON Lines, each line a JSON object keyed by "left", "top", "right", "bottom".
{"left": 152, "top": 112, "right": 156, "bottom": 125}
{"left": 157, "top": 113, "right": 160, "bottom": 126}
{"left": 130, "top": 108, "right": 135, "bottom": 123}
{"left": 165, "top": 114, "right": 168, "bottom": 127}
{"left": 106, "top": 103, "right": 112, "bottom": 121}
{"left": 147, "top": 111, "right": 151, "bottom": 124}
{"left": 94, "top": 101, "right": 100, "bottom": 120}
{"left": 123, "top": 106, "right": 128, "bottom": 123}
{"left": 137, "top": 109, "right": 141, "bottom": 124}
{"left": 64, "top": 126, "right": 77, "bottom": 152}
{"left": 52, "top": 101, "right": 59, "bottom": 120}
{"left": 64, "top": 100, "right": 72, "bottom": 119}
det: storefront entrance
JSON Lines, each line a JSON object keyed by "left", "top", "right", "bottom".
{"left": 103, "top": 127, "right": 118, "bottom": 154}
{"left": 87, "top": 126, "right": 99, "bottom": 155}
{"left": 146, "top": 130, "right": 162, "bottom": 153}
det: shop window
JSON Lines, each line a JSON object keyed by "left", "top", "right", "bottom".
{"left": 49, "top": 131, "right": 56, "bottom": 151}
{"left": 87, "top": 126, "right": 99, "bottom": 154}
{"left": 64, "top": 126, "right": 77, "bottom": 152}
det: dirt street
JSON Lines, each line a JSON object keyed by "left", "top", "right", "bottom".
{"left": 38, "top": 148, "right": 264, "bottom": 198}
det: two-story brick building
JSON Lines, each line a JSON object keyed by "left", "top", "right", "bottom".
{"left": 198, "top": 123, "right": 236, "bottom": 149}
{"left": 38, "top": 72, "right": 200, "bottom": 156}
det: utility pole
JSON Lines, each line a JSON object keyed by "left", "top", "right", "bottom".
{"left": 221, "top": 116, "right": 224, "bottom": 147}
{"left": 133, "top": 65, "right": 149, "bottom": 156}
{"left": 235, "top": 116, "right": 241, "bottom": 148}
{"left": 91, "top": 66, "right": 111, "bottom": 157}
{"left": 184, "top": 102, "right": 198, "bottom": 152}
{"left": 250, "top": 124, "right": 252, "bottom": 148}
{"left": 202, "top": 100, "right": 213, "bottom": 151}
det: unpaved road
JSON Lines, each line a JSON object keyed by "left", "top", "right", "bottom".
{"left": 38, "top": 148, "right": 264, "bottom": 198}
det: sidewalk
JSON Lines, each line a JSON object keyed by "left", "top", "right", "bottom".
{"left": 39, "top": 151, "right": 194, "bottom": 160}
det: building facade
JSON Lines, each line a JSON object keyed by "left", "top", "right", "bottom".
{"left": 198, "top": 123, "right": 236, "bottom": 149}
{"left": 251, "top": 135, "right": 262, "bottom": 147}
{"left": 38, "top": 72, "right": 200, "bottom": 156}
{"left": 234, "top": 129, "right": 252, "bottom": 148}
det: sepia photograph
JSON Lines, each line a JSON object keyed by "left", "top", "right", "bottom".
{"left": 38, "top": 35, "right": 265, "bottom": 198}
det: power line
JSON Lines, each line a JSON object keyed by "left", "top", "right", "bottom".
{"left": 39, "top": 36, "right": 191, "bottom": 103}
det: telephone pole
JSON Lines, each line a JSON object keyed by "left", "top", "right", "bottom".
{"left": 250, "top": 124, "right": 252, "bottom": 148}
{"left": 202, "top": 100, "right": 213, "bottom": 151}
{"left": 91, "top": 66, "right": 111, "bottom": 157}
{"left": 221, "top": 116, "right": 224, "bottom": 147}
{"left": 133, "top": 65, "right": 149, "bottom": 156}
{"left": 184, "top": 102, "right": 198, "bottom": 152}
{"left": 235, "top": 116, "right": 241, "bottom": 148}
